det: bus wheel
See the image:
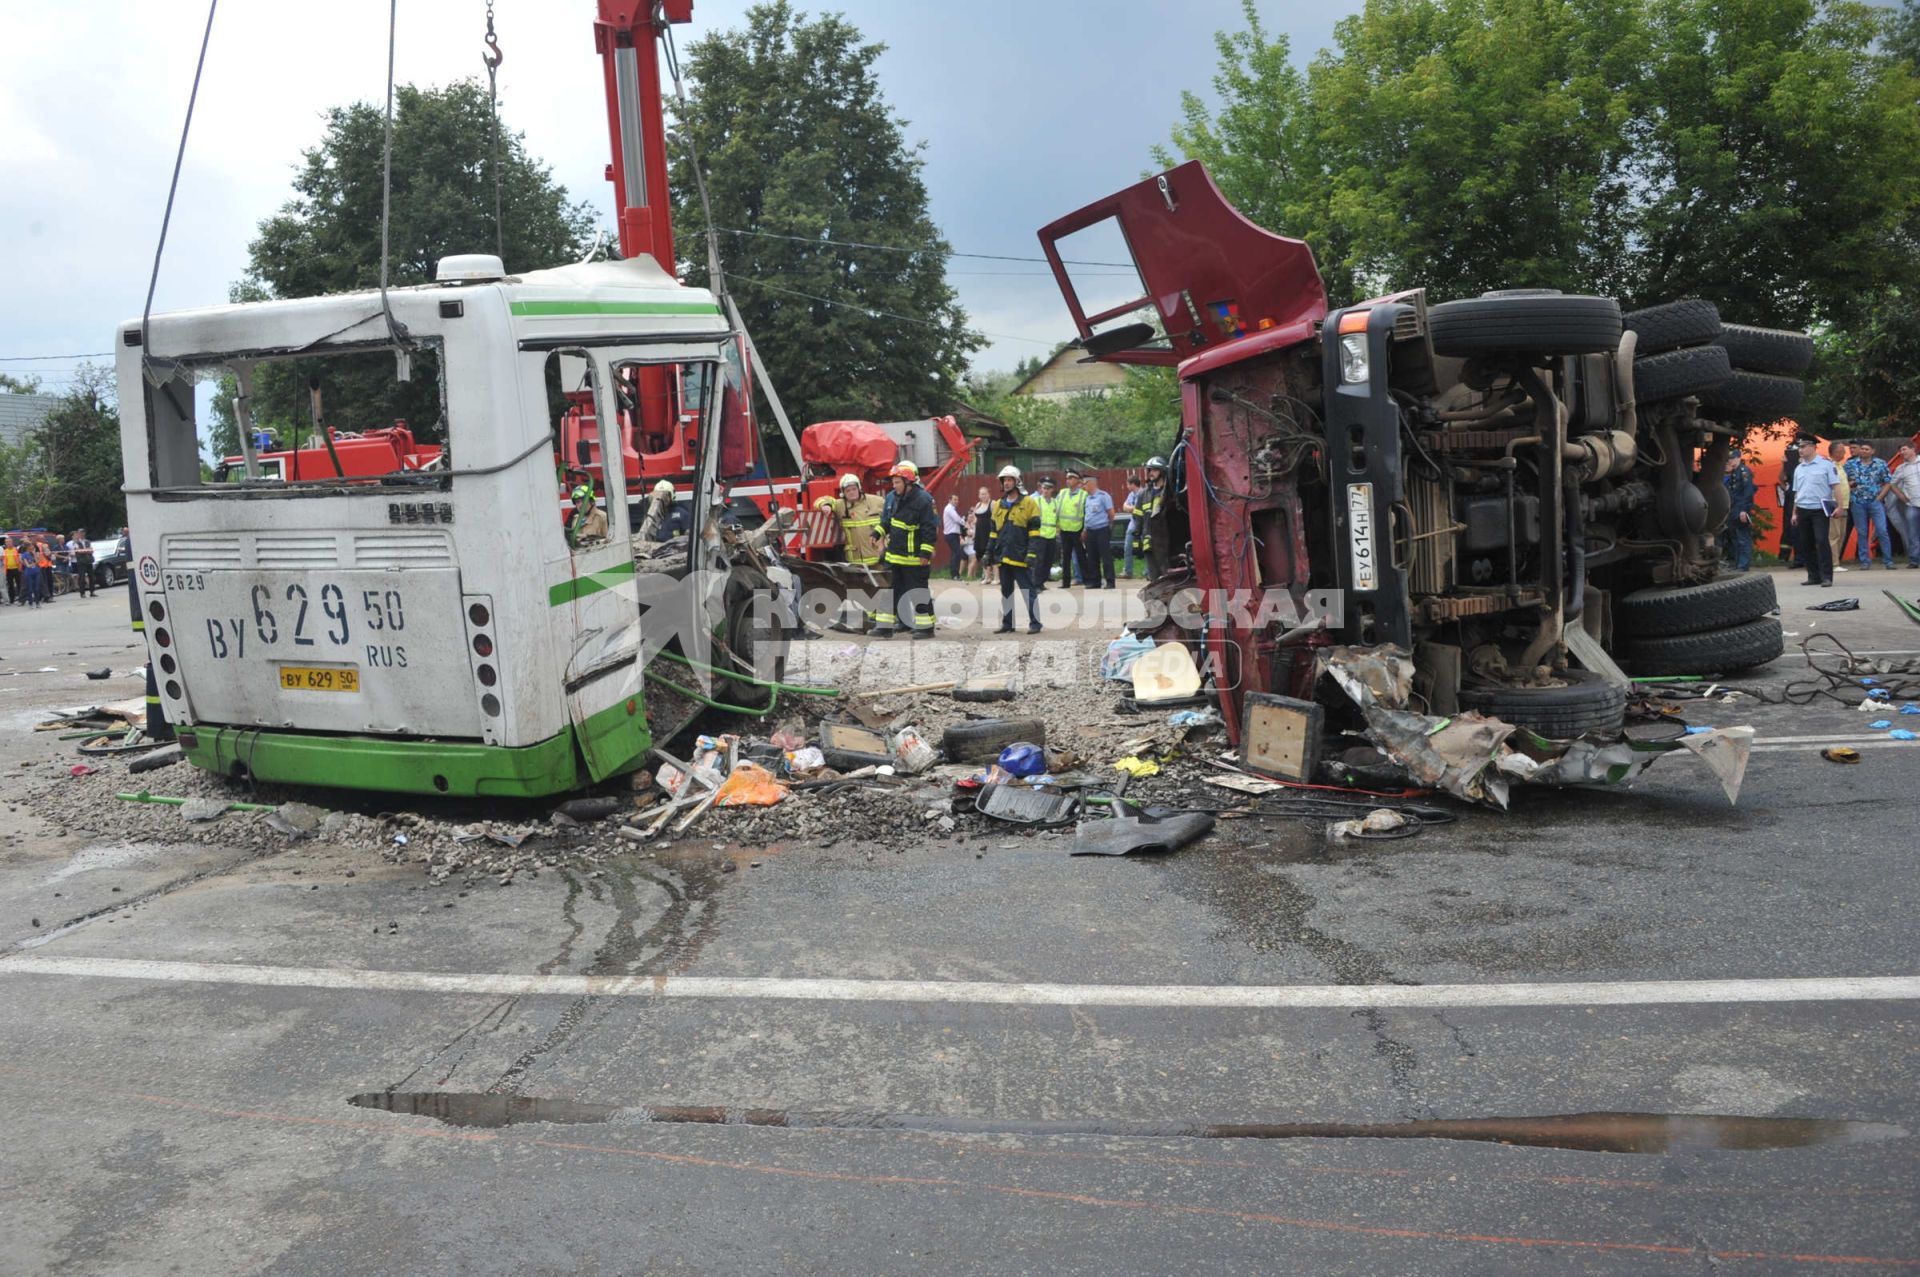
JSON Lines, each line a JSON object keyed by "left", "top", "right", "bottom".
{"left": 720, "top": 588, "right": 788, "bottom": 711}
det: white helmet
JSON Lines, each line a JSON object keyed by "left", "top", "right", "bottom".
{"left": 838, "top": 473, "right": 861, "bottom": 491}
{"left": 997, "top": 464, "right": 1021, "bottom": 480}
{"left": 653, "top": 479, "right": 674, "bottom": 498}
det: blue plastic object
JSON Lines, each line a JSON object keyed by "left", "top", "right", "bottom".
{"left": 1869, "top": 720, "right": 1893, "bottom": 730}
{"left": 1891, "top": 729, "right": 1918, "bottom": 741}
{"left": 997, "top": 742, "right": 1046, "bottom": 778}
{"left": 1683, "top": 725, "right": 1714, "bottom": 735}
{"left": 1869, "top": 688, "right": 1892, "bottom": 699}
{"left": 1901, "top": 704, "right": 1920, "bottom": 715}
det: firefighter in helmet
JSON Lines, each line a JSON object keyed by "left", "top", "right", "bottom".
{"left": 1134, "top": 456, "right": 1170, "bottom": 580}
{"left": 990, "top": 463, "right": 1044, "bottom": 633}
{"left": 814, "top": 472, "right": 887, "bottom": 631}
{"left": 568, "top": 483, "right": 608, "bottom": 546}
{"left": 873, "top": 460, "right": 938, "bottom": 638}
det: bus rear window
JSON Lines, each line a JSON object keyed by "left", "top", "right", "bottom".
{"left": 148, "top": 347, "right": 448, "bottom": 491}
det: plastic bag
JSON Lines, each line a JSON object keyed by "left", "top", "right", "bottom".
{"left": 714, "top": 762, "right": 787, "bottom": 807}
{"left": 997, "top": 742, "right": 1046, "bottom": 778}
{"left": 787, "top": 746, "right": 825, "bottom": 773}
{"left": 1112, "top": 756, "right": 1161, "bottom": 778}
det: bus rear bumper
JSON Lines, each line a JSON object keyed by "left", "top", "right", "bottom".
{"left": 175, "top": 726, "right": 598, "bottom": 799}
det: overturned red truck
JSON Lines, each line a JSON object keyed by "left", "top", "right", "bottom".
{"left": 1040, "top": 163, "right": 1806, "bottom": 746}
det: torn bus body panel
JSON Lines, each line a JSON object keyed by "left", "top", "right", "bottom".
{"left": 1038, "top": 163, "right": 1800, "bottom": 784}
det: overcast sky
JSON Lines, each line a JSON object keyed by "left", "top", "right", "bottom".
{"left": 0, "top": 1, "right": 1362, "bottom": 396}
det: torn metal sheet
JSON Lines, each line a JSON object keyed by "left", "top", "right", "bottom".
{"left": 1320, "top": 645, "right": 1755, "bottom": 808}
{"left": 1072, "top": 810, "right": 1216, "bottom": 856}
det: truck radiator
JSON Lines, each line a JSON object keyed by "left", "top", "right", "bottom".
{"left": 1407, "top": 474, "right": 1454, "bottom": 597}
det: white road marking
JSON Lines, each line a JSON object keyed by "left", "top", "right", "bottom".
{"left": 2, "top": 956, "right": 1917, "bottom": 1009}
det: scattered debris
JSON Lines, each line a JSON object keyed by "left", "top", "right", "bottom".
{"left": 1111, "top": 756, "right": 1160, "bottom": 778}
{"left": 84, "top": 668, "right": 112, "bottom": 681}
{"left": 1130, "top": 641, "right": 1202, "bottom": 703}
{"left": 552, "top": 796, "right": 625, "bottom": 823}
{"left": 1330, "top": 808, "right": 1416, "bottom": 841}
{"left": 1072, "top": 809, "right": 1215, "bottom": 856}
{"left": 1822, "top": 747, "right": 1861, "bottom": 764}
{"left": 1809, "top": 597, "right": 1860, "bottom": 611}
{"left": 975, "top": 783, "right": 1079, "bottom": 827}
{"left": 127, "top": 748, "right": 183, "bottom": 775}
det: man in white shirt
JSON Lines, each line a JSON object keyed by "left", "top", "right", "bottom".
{"left": 1788, "top": 437, "right": 1842, "bottom": 586}
{"left": 1880, "top": 444, "right": 1920, "bottom": 568}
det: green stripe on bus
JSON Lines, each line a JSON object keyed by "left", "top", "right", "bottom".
{"left": 549, "top": 559, "right": 637, "bottom": 606}
{"left": 509, "top": 300, "right": 722, "bottom": 318}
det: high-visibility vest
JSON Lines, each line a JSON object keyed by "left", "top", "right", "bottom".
{"left": 2, "top": 547, "right": 17, "bottom": 570}
{"left": 1056, "top": 487, "right": 1087, "bottom": 533}
{"left": 1035, "top": 495, "right": 1059, "bottom": 540}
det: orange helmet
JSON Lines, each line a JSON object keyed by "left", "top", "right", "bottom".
{"left": 889, "top": 460, "right": 919, "bottom": 481}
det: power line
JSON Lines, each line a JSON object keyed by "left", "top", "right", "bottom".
{"left": 729, "top": 275, "right": 1058, "bottom": 347}
{"left": 0, "top": 353, "right": 114, "bottom": 363}
{"left": 713, "top": 226, "right": 1135, "bottom": 269}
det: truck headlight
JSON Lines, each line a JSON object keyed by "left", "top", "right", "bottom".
{"left": 1338, "top": 333, "right": 1370, "bottom": 385}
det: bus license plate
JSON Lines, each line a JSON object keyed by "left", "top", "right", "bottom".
{"left": 279, "top": 665, "right": 361, "bottom": 693}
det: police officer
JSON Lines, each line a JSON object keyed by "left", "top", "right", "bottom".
{"left": 990, "top": 465, "right": 1044, "bottom": 633}
{"left": 1031, "top": 476, "right": 1060, "bottom": 592}
{"left": 872, "top": 461, "right": 938, "bottom": 639}
{"left": 1135, "top": 456, "right": 1170, "bottom": 580}
{"left": 1056, "top": 469, "right": 1088, "bottom": 588}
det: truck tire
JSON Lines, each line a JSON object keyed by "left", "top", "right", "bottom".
{"left": 1622, "top": 299, "right": 1721, "bottom": 355}
{"left": 1700, "top": 370, "right": 1804, "bottom": 420}
{"left": 1616, "top": 572, "right": 1777, "bottom": 638}
{"left": 1621, "top": 617, "right": 1785, "bottom": 675}
{"left": 1457, "top": 669, "right": 1627, "bottom": 739}
{"left": 941, "top": 717, "right": 1047, "bottom": 764}
{"left": 1715, "top": 323, "right": 1815, "bottom": 376}
{"left": 1632, "top": 343, "right": 1732, "bottom": 403}
{"left": 1429, "top": 295, "right": 1623, "bottom": 358}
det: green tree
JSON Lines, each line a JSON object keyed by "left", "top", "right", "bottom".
{"left": 668, "top": 2, "right": 981, "bottom": 435}
{"left": 983, "top": 366, "right": 1181, "bottom": 467}
{"left": 215, "top": 80, "right": 596, "bottom": 450}
{"left": 1154, "top": 2, "right": 1360, "bottom": 302}
{"left": 0, "top": 365, "right": 125, "bottom": 535}
{"left": 1165, "top": 0, "right": 1920, "bottom": 325}
{"left": 0, "top": 373, "right": 44, "bottom": 394}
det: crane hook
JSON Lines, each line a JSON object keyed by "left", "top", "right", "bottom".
{"left": 483, "top": 2, "right": 503, "bottom": 71}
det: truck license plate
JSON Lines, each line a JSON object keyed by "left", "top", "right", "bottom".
{"left": 279, "top": 665, "right": 361, "bottom": 693}
{"left": 1347, "top": 483, "right": 1377, "bottom": 591}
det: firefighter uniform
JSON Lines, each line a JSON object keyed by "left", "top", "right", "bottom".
{"left": 874, "top": 479, "right": 938, "bottom": 638}
{"left": 816, "top": 487, "right": 887, "bottom": 630}
{"left": 1134, "top": 472, "right": 1168, "bottom": 580}
{"left": 814, "top": 492, "right": 887, "bottom": 566}
{"left": 991, "top": 489, "right": 1044, "bottom": 633}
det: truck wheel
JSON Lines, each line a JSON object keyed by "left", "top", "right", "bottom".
{"left": 1457, "top": 669, "right": 1627, "bottom": 739}
{"left": 1700, "top": 370, "right": 1804, "bottom": 420}
{"left": 1616, "top": 572, "right": 1777, "bottom": 638}
{"left": 1429, "top": 295, "right": 1623, "bottom": 358}
{"left": 1621, "top": 617, "right": 1785, "bottom": 675}
{"left": 718, "top": 590, "right": 788, "bottom": 710}
{"left": 1632, "top": 344, "right": 1732, "bottom": 403}
{"left": 941, "top": 717, "right": 1047, "bottom": 764}
{"left": 1622, "top": 299, "right": 1721, "bottom": 355}
{"left": 1715, "top": 323, "right": 1815, "bottom": 376}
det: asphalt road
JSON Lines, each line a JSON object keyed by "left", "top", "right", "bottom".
{"left": 0, "top": 570, "right": 1915, "bottom": 1275}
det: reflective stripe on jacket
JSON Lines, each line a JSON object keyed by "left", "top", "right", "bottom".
{"left": 991, "top": 493, "right": 1042, "bottom": 568}
{"left": 883, "top": 483, "right": 937, "bottom": 566}
{"left": 817, "top": 493, "right": 887, "bottom": 564}
{"left": 1133, "top": 482, "right": 1164, "bottom": 550}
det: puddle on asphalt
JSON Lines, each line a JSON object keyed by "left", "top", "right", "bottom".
{"left": 348, "top": 1095, "right": 1905, "bottom": 1153}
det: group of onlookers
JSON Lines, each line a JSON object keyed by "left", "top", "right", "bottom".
{"left": 1770, "top": 438, "right": 1920, "bottom": 585}
{"left": 943, "top": 461, "right": 1167, "bottom": 588}
{"left": 3, "top": 530, "right": 102, "bottom": 607}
